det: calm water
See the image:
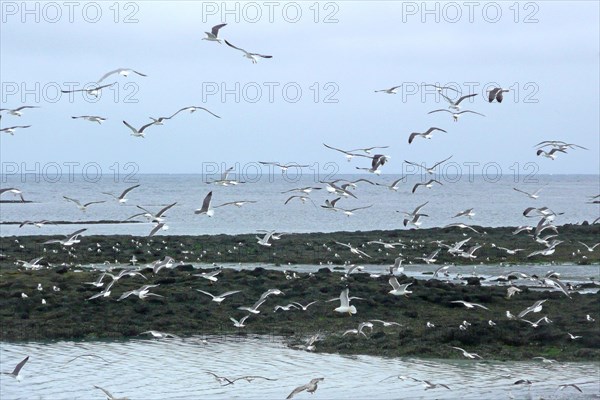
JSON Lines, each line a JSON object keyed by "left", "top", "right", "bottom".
{"left": 1, "top": 337, "right": 599, "bottom": 400}
{"left": 0, "top": 174, "right": 599, "bottom": 237}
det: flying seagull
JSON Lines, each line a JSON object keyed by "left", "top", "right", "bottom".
{"left": 400, "top": 201, "right": 429, "bottom": 218}
{"left": 453, "top": 208, "right": 475, "bottom": 219}
{"left": 205, "top": 371, "right": 235, "bottom": 386}
{"left": 0, "top": 188, "right": 25, "bottom": 201}
{"left": 284, "top": 195, "right": 316, "bottom": 206}
{"left": 374, "top": 85, "right": 402, "bottom": 94}
{"left": 557, "top": 383, "right": 584, "bottom": 393}
{"left": 0, "top": 106, "right": 40, "bottom": 116}
{"left": 422, "top": 380, "right": 452, "bottom": 390}
{"left": 388, "top": 278, "right": 413, "bottom": 297}
{"left": 375, "top": 176, "right": 406, "bottom": 191}
{"left": 214, "top": 200, "right": 257, "bottom": 208}
{"left": 202, "top": 23, "right": 227, "bottom": 43}
{"left": 149, "top": 106, "right": 220, "bottom": 125}
{"left": 412, "top": 179, "right": 443, "bottom": 193}
{"left": 42, "top": 228, "right": 87, "bottom": 246}
{"left": 224, "top": 40, "right": 272, "bottom": 63}
{"left": 451, "top": 300, "right": 490, "bottom": 310}
{"left": 441, "top": 93, "right": 478, "bottom": 110}
{"left": 322, "top": 143, "right": 361, "bottom": 161}
{"left": 206, "top": 166, "right": 243, "bottom": 186}
{"left": 354, "top": 154, "right": 390, "bottom": 174}
{"left": 230, "top": 375, "right": 278, "bottom": 384}
{"left": 416, "top": 249, "right": 439, "bottom": 264}
{"left": 61, "top": 83, "right": 115, "bottom": 97}
{"left": 122, "top": 120, "right": 154, "bottom": 138}
{"left": 495, "top": 246, "right": 524, "bottom": 255}
{"left": 408, "top": 127, "right": 447, "bottom": 144}
{"left": 134, "top": 202, "right": 177, "bottom": 223}
{"left": 536, "top": 148, "right": 567, "bottom": 160}
{"left": 343, "top": 321, "right": 373, "bottom": 337}
{"left": 534, "top": 140, "right": 588, "bottom": 150}
{"left": 118, "top": 284, "right": 163, "bottom": 301}
{"left": 274, "top": 304, "right": 299, "bottom": 312}
{"left": 71, "top": 115, "right": 106, "bottom": 124}
{"left": 63, "top": 196, "right": 105, "bottom": 211}
{"left": 197, "top": 289, "right": 241, "bottom": 304}
{"left": 443, "top": 223, "right": 481, "bottom": 234}
{"left": 370, "top": 319, "right": 402, "bottom": 327}
{"left": 337, "top": 204, "right": 373, "bottom": 217}
{"left": 1, "top": 125, "right": 31, "bottom": 135}
{"left": 322, "top": 182, "right": 358, "bottom": 199}
{"left": 65, "top": 354, "right": 111, "bottom": 364}
{"left": 518, "top": 299, "right": 547, "bottom": 318}
{"left": 452, "top": 346, "right": 483, "bottom": 359}
{"left": 259, "top": 161, "right": 310, "bottom": 172}
{"left": 194, "top": 269, "right": 221, "bottom": 282}
{"left": 513, "top": 187, "right": 543, "bottom": 199}
{"left": 405, "top": 155, "right": 452, "bottom": 174}
{"left": 286, "top": 378, "right": 324, "bottom": 399}
{"left": 292, "top": 301, "right": 319, "bottom": 311}
{"left": 102, "top": 184, "right": 140, "bottom": 203}
{"left": 169, "top": 106, "right": 221, "bottom": 119}
{"left": 139, "top": 330, "right": 181, "bottom": 339}
{"left": 97, "top": 68, "right": 147, "bottom": 83}
{"left": 488, "top": 87, "right": 510, "bottom": 103}
{"left": 256, "top": 231, "right": 275, "bottom": 247}
{"left": 578, "top": 241, "right": 600, "bottom": 252}
{"left": 403, "top": 213, "right": 429, "bottom": 228}
{"left": 334, "top": 288, "right": 357, "bottom": 315}
{"left": 238, "top": 298, "right": 267, "bottom": 314}
{"left": 520, "top": 316, "right": 551, "bottom": 328}
{"left": 195, "top": 191, "right": 214, "bottom": 216}
{"left": 428, "top": 109, "right": 485, "bottom": 122}
{"left": 282, "top": 186, "right": 322, "bottom": 194}
{"left": 19, "top": 220, "right": 54, "bottom": 228}
{"left": 335, "top": 241, "right": 372, "bottom": 258}
{"left": 347, "top": 146, "right": 390, "bottom": 154}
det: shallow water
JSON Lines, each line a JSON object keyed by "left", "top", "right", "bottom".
{"left": 1, "top": 337, "right": 599, "bottom": 400}
{"left": 79, "top": 262, "right": 600, "bottom": 293}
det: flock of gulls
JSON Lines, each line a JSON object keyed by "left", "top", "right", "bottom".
{"left": 1, "top": 20, "right": 599, "bottom": 400}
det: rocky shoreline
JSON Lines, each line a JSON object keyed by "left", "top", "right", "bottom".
{"left": 1, "top": 224, "right": 599, "bottom": 268}
{"left": 0, "top": 265, "right": 598, "bottom": 360}
{"left": 0, "top": 224, "right": 598, "bottom": 360}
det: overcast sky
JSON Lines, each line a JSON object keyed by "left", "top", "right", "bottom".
{"left": 1, "top": 1, "right": 598, "bottom": 178}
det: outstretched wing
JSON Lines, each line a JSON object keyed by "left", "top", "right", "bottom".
{"left": 156, "top": 202, "right": 177, "bottom": 217}
{"left": 120, "top": 184, "right": 141, "bottom": 199}
{"left": 190, "top": 106, "right": 221, "bottom": 119}
{"left": 427, "top": 109, "right": 453, "bottom": 114}
{"left": 455, "top": 93, "right": 478, "bottom": 105}
{"left": 287, "top": 384, "right": 309, "bottom": 399}
{"left": 224, "top": 40, "right": 249, "bottom": 55}
{"left": 97, "top": 69, "right": 120, "bottom": 83}
{"left": 11, "top": 356, "right": 29, "bottom": 376}
{"left": 211, "top": 23, "right": 227, "bottom": 36}
{"left": 93, "top": 385, "right": 114, "bottom": 398}
{"left": 251, "top": 53, "right": 273, "bottom": 59}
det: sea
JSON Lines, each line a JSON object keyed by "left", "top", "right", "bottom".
{"left": 1, "top": 174, "right": 598, "bottom": 237}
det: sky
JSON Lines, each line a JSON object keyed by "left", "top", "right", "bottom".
{"left": 1, "top": 0, "right": 599, "bottom": 179}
